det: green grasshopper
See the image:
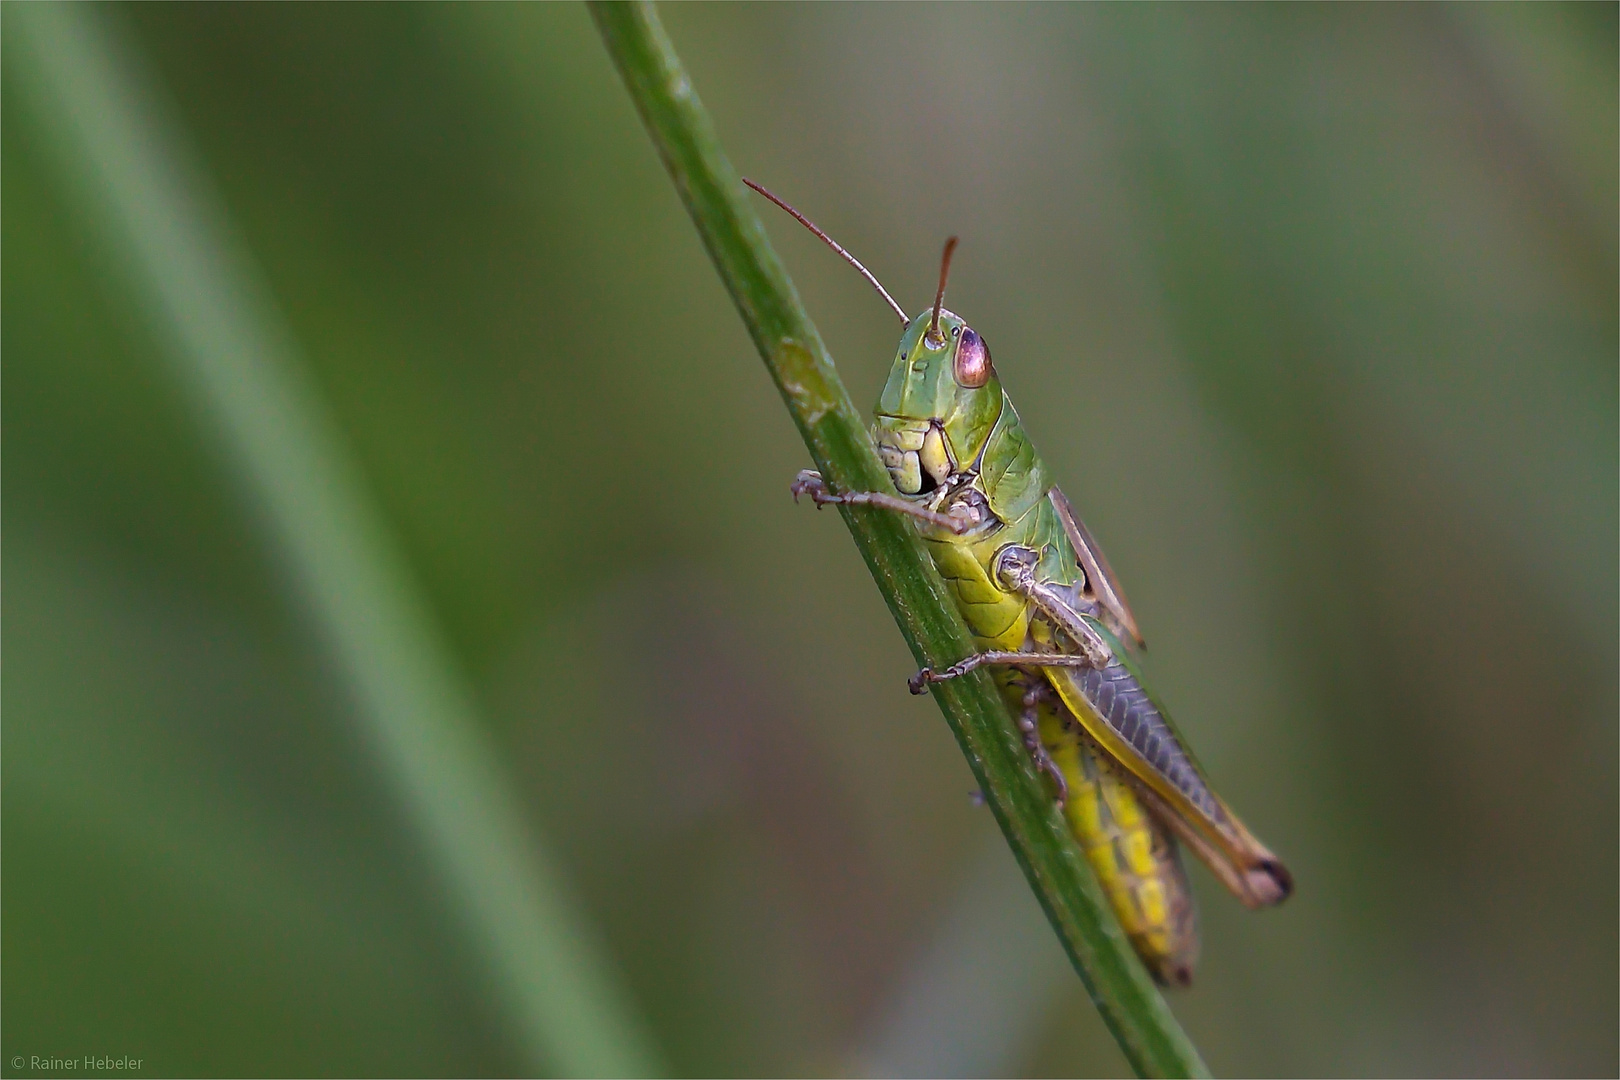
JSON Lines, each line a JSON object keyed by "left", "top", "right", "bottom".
{"left": 748, "top": 180, "right": 1291, "bottom": 985}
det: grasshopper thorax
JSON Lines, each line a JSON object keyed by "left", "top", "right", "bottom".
{"left": 874, "top": 309, "right": 1003, "bottom": 496}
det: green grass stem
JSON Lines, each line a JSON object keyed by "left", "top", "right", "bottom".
{"left": 590, "top": 3, "right": 1209, "bottom": 1077}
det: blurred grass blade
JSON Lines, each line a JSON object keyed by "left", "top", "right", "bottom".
{"left": 590, "top": 3, "right": 1207, "bottom": 1076}
{"left": 7, "top": 6, "right": 659, "bottom": 1076}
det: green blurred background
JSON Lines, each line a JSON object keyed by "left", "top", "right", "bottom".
{"left": 5, "top": 3, "right": 1615, "bottom": 1076}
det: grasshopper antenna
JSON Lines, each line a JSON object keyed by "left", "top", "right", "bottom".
{"left": 744, "top": 179, "right": 908, "bottom": 325}
{"left": 927, "top": 237, "right": 959, "bottom": 346}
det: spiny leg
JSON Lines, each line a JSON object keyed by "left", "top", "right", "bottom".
{"left": 1020, "top": 682, "right": 1068, "bottom": 807}
{"left": 992, "top": 544, "right": 1112, "bottom": 667}
{"left": 909, "top": 650, "right": 1097, "bottom": 694}
{"left": 791, "top": 469, "right": 970, "bottom": 534}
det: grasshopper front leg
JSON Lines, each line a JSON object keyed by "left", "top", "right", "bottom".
{"left": 791, "top": 470, "right": 973, "bottom": 534}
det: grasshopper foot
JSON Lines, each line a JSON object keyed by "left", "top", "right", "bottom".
{"left": 1039, "top": 752, "right": 1068, "bottom": 809}
{"left": 909, "top": 655, "right": 976, "bottom": 693}
{"left": 790, "top": 469, "right": 837, "bottom": 508}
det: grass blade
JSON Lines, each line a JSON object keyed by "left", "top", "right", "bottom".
{"left": 7, "top": 6, "right": 660, "bottom": 1075}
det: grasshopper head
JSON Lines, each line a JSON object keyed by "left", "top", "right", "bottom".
{"left": 736, "top": 184, "right": 1004, "bottom": 496}
{"left": 873, "top": 309, "right": 1004, "bottom": 495}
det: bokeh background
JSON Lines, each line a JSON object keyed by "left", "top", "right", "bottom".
{"left": 5, "top": 4, "right": 1615, "bottom": 1077}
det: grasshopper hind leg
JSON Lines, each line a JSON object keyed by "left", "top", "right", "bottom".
{"left": 1018, "top": 681, "right": 1068, "bottom": 807}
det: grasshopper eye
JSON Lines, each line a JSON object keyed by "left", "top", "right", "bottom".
{"left": 955, "top": 326, "right": 992, "bottom": 388}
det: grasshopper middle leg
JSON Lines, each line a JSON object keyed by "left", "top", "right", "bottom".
{"left": 909, "top": 650, "right": 1097, "bottom": 694}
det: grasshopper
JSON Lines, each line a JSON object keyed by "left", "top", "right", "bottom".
{"left": 748, "top": 180, "right": 1291, "bottom": 985}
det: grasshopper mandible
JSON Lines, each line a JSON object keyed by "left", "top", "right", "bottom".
{"left": 748, "top": 180, "right": 1291, "bottom": 985}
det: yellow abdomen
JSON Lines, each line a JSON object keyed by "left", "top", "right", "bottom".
{"left": 1041, "top": 706, "right": 1199, "bottom": 987}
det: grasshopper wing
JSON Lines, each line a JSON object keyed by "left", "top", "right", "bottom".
{"left": 1050, "top": 487, "right": 1144, "bottom": 649}
{"left": 1042, "top": 629, "right": 1292, "bottom": 909}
